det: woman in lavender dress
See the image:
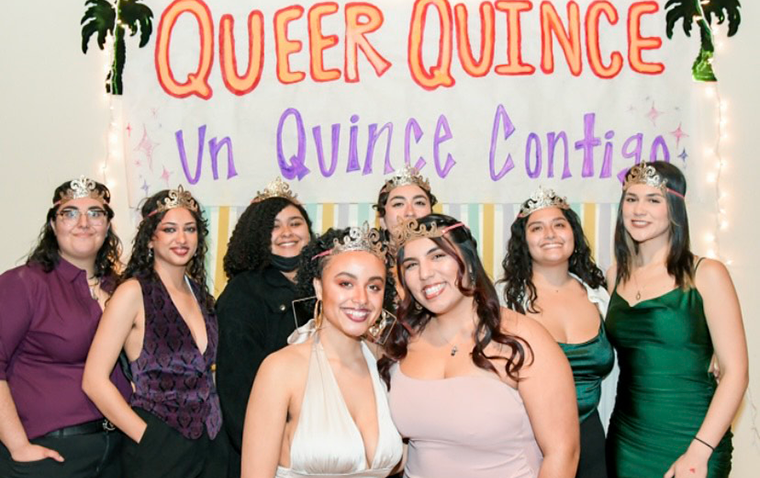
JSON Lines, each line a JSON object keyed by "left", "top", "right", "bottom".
{"left": 83, "top": 186, "right": 221, "bottom": 478}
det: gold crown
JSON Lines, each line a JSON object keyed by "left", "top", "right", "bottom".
{"left": 389, "top": 218, "right": 465, "bottom": 252}
{"left": 56, "top": 176, "right": 108, "bottom": 205}
{"left": 380, "top": 165, "right": 431, "bottom": 195}
{"left": 313, "top": 222, "right": 386, "bottom": 261}
{"left": 518, "top": 186, "right": 570, "bottom": 218}
{"left": 151, "top": 185, "right": 199, "bottom": 216}
{"left": 252, "top": 177, "right": 300, "bottom": 204}
{"left": 623, "top": 161, "right": 667, "bottom": 192}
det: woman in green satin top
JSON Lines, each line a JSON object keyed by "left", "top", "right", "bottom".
{"left": 501, "top": 187, "right": 614, "bottom": 478}
{"left": 606, "top": 161, "right": 748, "bottom": 478}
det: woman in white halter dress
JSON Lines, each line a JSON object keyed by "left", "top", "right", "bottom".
{"left": 241, "top": 226, "right": 402, "bottom": 478}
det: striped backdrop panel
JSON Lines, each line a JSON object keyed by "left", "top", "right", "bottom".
{"left": 205, "top": 203, "right": 619, "bottom": 296}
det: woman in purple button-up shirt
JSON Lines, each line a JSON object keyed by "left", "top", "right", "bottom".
{"left": 0, "top": 177, "right": 131, "bottom": 478}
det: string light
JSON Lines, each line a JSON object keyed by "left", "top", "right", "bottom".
{"left": 695, "top": 1, "right": 729, "bottom": 265}
{"left": 101, "top": 0, "right": 124, "bottom": 202}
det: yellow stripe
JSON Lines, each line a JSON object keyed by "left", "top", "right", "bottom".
{"left": 482, "top": 204, "right": 495, "bottom": 279}
{"left": 322, "top": 203, "right": 335, "bottom": 233}
{"left": 582, "top": 203, "right": 597, "bottom": 262}
{"left": 433, "top": 203, "right": 443, "bottom": 214}
{"left": 214, "top": 206, "right": 231, "bottom": 298}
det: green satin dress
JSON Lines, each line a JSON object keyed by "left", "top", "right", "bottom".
{"left": 605, "top": 286, "right": 732, "bottom": 478}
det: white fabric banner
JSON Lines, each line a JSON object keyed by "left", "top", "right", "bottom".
{"left": 123, "top": 0, "right": 700, "bottom": 206}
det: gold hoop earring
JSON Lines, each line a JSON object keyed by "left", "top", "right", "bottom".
{"left": 313, "top": 299, "right": 324, "bottom": 329}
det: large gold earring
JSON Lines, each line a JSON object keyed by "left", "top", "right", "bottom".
{"left": 363, "top": 309, "right": 397, "bottom": 345}
{"left": 313, "top": 299, "right": 324, "bottom": 329}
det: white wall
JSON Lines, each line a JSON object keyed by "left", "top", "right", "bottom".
{"left": 1, "top": 2, "right": 758, "bottom": 474}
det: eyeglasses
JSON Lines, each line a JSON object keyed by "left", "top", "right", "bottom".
{"left": 57, "top": 208, "right": 108, "bottom": 227}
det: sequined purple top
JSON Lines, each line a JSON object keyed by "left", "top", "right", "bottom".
{"left": 129, "top": 273, "right": 222, "bottom": 440}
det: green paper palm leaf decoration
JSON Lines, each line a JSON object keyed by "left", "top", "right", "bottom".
{"left": 665, "top": 0, "right": 741, "bottom": 82}
{"left": 81, "top": 0, "right": 154, "bottom": 95}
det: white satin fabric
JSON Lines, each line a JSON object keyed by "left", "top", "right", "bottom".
{"left": 276, "top": 320, "right": 403, "bottom": 478}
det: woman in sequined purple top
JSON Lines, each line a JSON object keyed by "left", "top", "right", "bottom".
{"left": 83, "top": 186, "right": 221, "bottom": 478}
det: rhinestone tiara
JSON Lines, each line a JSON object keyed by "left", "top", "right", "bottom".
{"left": 252, "top": 176, "right": 300, "bottom": 204}
{"left": 312, "top": 222, "right": 386, "bottom": 261}
{"left": 518, "top": 186, "right": 570, "bottom": 218}
{"left": 148, "top": 185, "right": 199, "bottom": 217}
{"left": 389, "top": 218, "right": 466, "bottom": 252}
{"left": 55, "top": 176, "right": 108, "bottom": 206}
{"left": 380, "top": 165, "right": 431, "bottom": 195}
{"left": 623, "top": 162, "right": 685, "bottom": 199}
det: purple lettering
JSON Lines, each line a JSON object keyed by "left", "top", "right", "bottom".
{"left": 276, "top": 108, "right": 309, "bottom": 180}
{"left": 489, "top": 104, "right": 515, "bottom": 180}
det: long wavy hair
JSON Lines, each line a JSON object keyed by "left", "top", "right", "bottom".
{"left": 121, "top": 189, "right": 213, "bottom": 308}
{"left": 223, "top": 197, "right": 314, "bottom": 279}
{"left": 378, "top": 214, "right": 531, "bottom": 387}
{"left": 614, "top": 161, "right": 694, "bottom": 288}
{"left": 500, "top": 207, "right": 606, "bottom": 314}
{"left": 296, "top": 227, "right": 397, "bottom": 312}
{"left": 27, "top": 179, "right": 122, "bottom": 279}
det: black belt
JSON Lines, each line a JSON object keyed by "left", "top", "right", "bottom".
{"left": 44, "top": 419, "right": 116, "bottom": 438}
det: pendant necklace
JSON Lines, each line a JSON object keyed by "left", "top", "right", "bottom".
{"left": 632, "top": 270, "right": 643, "bottom": 301}
{"left": 433, "top": 321, "right": 460, "bottom": 356}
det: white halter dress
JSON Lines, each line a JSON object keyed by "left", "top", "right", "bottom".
{"left": 276, "top": 321, "right": 403, "bottom": 478}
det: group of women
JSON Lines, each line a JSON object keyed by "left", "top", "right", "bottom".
{"left": 0, "top": 160, "right": 747, "bottom": 478}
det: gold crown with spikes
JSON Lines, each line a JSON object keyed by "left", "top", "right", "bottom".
{"left": 55, "top": 176, "right": 108, "bottom": 205}
{"left": 312, "top": 222, "right": 386, "bottom": 261}
{"left": 150, "top": 185, "right": 198, "bottom": 217}
{"left": 517, "top": 186, "right": 570, "bottom": 218}
{"left": 380, "top": 165, "right": 431, "bottom": 195}
{"left": 252, "top": 177, "right": 300, "bottom": 204}
{"left": 623, "top": 161, "right": 668, "bottom": 192}
{"left": 389, "top": 218, "right": 466, "bottom": 253}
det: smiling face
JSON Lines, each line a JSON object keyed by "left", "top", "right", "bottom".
{"left": 381, "top": 184, "right": 433, "bottom": 231}
{"left": 149, "top": 208, "right": 198, "bottom": 269}
{"left": 525, "top": 207, "right": 575, "bottom": 267}
{"left": 400, "top": 237, "right": 467, "bottom": 315}
{"left": 271, "top": 205, "right": 310, "bottom": 258}
{"left": 52, "top": 197, "right": 109, "bottom": 264}
{"left": 621, "top": 184, "right": 670, "bottom": 244}
{"left": 314, "top": 250, "right": 386, "bottom": 338}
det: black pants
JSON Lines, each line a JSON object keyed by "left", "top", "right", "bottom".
{"left": 577, "top": 410, "right": 608, "bottom": 478}
{"left": 122, "top": 408, "right": 216, "bottom": 478}
{"left": 0, "top": 429, "right": 122, "bottom": 478}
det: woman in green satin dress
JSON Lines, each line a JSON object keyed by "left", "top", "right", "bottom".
{"left": 605, "top": 161, "right": 748, "bottom": 478}
{"left": 501, "top": 187, "right": 614, "bottom": 478}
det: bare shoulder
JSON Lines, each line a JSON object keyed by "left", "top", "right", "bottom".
{"left": 694, "top": 257, "right": 732, "bottom": 287}
{"left": 605, "top": 263, "right": 618, "bottom": 292}
{"left": 498, "top": 307, "right": 556, "bottom": 359}
{"left": 112, "top": 278, "right": 142, "bottom": 301}
{"left": 256, "top": 342, "right": 310, "bottom": 387}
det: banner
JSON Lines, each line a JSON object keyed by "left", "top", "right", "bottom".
{"left": 123, "top": 0, "right": 699, "bottom": 207}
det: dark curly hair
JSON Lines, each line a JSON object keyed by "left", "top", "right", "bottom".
{"left": 223, "top": 197, "right": 314, "bottom": 279}
{"left": 373, "top": 183, "right": 438, "bottom": 222}
{"left": 295, "top": 227, "right": 397, "bottom": 312}
{"left": 614, "top": 160, "right": 694, "bottom": 288}
{"left": 121, "top": 188, "right": 213, "bottom": 309}
{"left": 27, "top": 178, "right": 122, "bottom": 279}
{"left": 499, "top": 206, "right": 606, "bottom": 314}
{"left": 378, "top": 214, "right": 531, "bottom": 387}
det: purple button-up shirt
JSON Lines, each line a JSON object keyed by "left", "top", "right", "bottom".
{"left": 0, "top": 258, "right": 131, "bottom": 440}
